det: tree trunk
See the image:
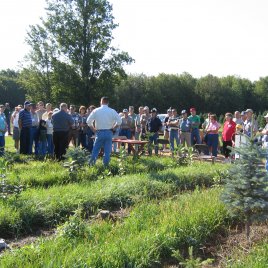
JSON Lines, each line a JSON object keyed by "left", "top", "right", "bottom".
{"left": 245, "top": 217, "right": 251, "bottom": 241}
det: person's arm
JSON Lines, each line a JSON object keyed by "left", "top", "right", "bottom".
{"left": 18, "top": 112, "right": 23, "bottom": 129}
{"left": 262, "top": 127, "right": 268, "bottom": 135}
{"left": 157, "top": 118, "right": 163, "bottom": 132}
{"left": 68, "top": 114, "right": 75, "bottom": 129}
{"left": 0, "top": 120, "right": 8, "bottom": 133}
{"left": 86, "top": 111, "right": 97, "bottom": 133}
{"left": 11, "top": 112, "right": 15, "bottom": 125}
{"left": 112, "top": 111, "right": 122, "bottom": 131}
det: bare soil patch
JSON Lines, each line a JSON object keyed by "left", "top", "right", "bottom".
{"left": 203, "top": 223, "right": 268, "bottom": 267}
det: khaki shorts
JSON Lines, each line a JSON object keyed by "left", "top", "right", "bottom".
{"left": 13, "top": 127, "right": 20, "bottom": 140}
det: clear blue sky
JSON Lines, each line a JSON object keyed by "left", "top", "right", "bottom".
{"left": 1, "top": 0, "right": 268, "bottom": 81}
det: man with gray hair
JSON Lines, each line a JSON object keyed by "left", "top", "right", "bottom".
{"left": 52, "top": 103, "right": 74, "bottom": 160}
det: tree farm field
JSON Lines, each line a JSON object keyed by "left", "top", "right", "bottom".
{"left": 1, "top": 136, "right": 268, "bottom": 267}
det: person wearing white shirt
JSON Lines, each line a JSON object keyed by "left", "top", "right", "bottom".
{"left": 46, "top": 111, "right": 54, "bottom": 155}
{"left": 87, "top": 96, "right": 122, "bottom": 166}
{"left": 11, "top": 105, "right": 22, "bottom": 152}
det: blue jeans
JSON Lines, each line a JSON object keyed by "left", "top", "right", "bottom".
{"left": 169, "top": 129, "right": 180, "bottom": 151}
{"left": 78, "top": 132, "right": 87, "bottom": 149}
{"left": 119, "top": 129, "right": 131, "bottom": 153}
{"left": 38, "top": 140, "right": 47, "bottom": 156}
{"left": 29, "top": 127, "right": 39, "bottom": 155}
{"left": 148, "top": 132, "right": 159, "bottom": 155}
{"left": 191, "top": 128, "right": 201, "bottom": 145}
{"left": 46, "top": 134, "right": 54, "bottom": 155}
{"left": 119, "top": 129, "right": 131, "bottom": 139}
{"left": 207, "top": 134, "right": 219, "bottom": 157}
{"left": 0, "top": 135, "right": 5, "bottom": 156}
{"left": 20, "top": 127, "right": 31, "bottom": 154}
{"left": 90, "top": 130, "right": 113, "bottom": 166}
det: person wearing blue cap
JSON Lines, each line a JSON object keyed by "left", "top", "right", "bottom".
{"left": 18, "top": 101, "right": 32, "bottom": 154}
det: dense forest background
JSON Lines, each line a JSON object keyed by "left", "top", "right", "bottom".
{"left": 1, "top": 69, "right": 268, "bottom": 116}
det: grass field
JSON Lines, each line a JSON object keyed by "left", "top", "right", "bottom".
{"left": 0, "top": 136, "right": 267, "bottom": 267}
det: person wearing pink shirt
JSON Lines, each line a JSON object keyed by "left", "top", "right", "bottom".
{"left": 222, "top": 113, "right": 236, "bottom": 160}
{"left": 205, "top": 114, "right": 221, "bottom": 157}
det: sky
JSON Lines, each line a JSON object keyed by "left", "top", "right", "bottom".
{"left": 0, "top": 0, "right": 268, "bottom": 81}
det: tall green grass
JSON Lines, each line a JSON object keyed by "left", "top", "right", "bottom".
{"left": 0, "top": 188, "right": 230, "bottom": 267}
{"left": 1, "top": 164, "right": 227, "bottom": 237}
{"left": 7, "top": 158, "right": 227, "bottom": 188}
{"left": 0, "top": 174, "right": 175, "bottom": 237}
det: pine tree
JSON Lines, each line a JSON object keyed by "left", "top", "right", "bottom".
{"left": 221, "top": 135, "right": 268, "bottom": 239}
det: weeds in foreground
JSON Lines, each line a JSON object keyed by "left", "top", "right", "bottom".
{"left": 172, "top": 246, "right": 214, "bottom": 268}
{"left": 63, "top": 147, "right": 90, "bottom": 181}
{"left": 173, "top": 145, "right": 194, "bottom": 166}
{"left": 0, "top": 158, "right": 24, "bottom": 202}
{"left": 0, "top": 189, "right": 229, "bottom": 267}
{"left": 57, "top": 208, "right": 87, "bottom": 240}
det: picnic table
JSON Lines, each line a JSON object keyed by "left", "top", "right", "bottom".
{"left": 112, "top": 139, "right": 148, "bottom": 155}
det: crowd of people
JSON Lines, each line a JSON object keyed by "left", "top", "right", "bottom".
{"left": 0, "top": 98, "right": 267, "bottom": 166}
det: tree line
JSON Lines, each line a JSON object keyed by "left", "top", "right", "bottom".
{"left": 1, "top": 69, "right": 268, "bottom": 115}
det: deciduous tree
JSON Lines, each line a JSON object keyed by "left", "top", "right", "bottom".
{"left": 22, "top": 0, "right": 133, "bottom": 104}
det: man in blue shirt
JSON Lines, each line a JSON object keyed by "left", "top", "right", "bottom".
{"left": 19, "top": 101, "right": 32, "bottom": 154}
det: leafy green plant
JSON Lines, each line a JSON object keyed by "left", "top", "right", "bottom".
{"left": 57, "top": 208, "right": 88, "bottom": 240}
{"left": 64, "top": 147, "right": 89, "bottom": 168}
{"left": 0, "top": 158, "right": 24, "bottom": 201}
{"left": 63, "top": 147, "right": 89, "bottom": 180}
{"left": 175, "top": 246, "right": 214, "bottom": 268}
{"left": 0, "top": 179, "right": 24, "bottom": 201}
{"left": 174, "top": 145, "right": 194, "bottom": 166}
{"left": 212, "top": 169, "right": 230, "bottom": 187}
{"left": 117, "top": 148, "right": 127, "bottom": 176}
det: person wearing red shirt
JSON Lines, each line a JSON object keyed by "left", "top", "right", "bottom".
{"left": 222, "top": 113, "right": 236, "bottom": 160}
